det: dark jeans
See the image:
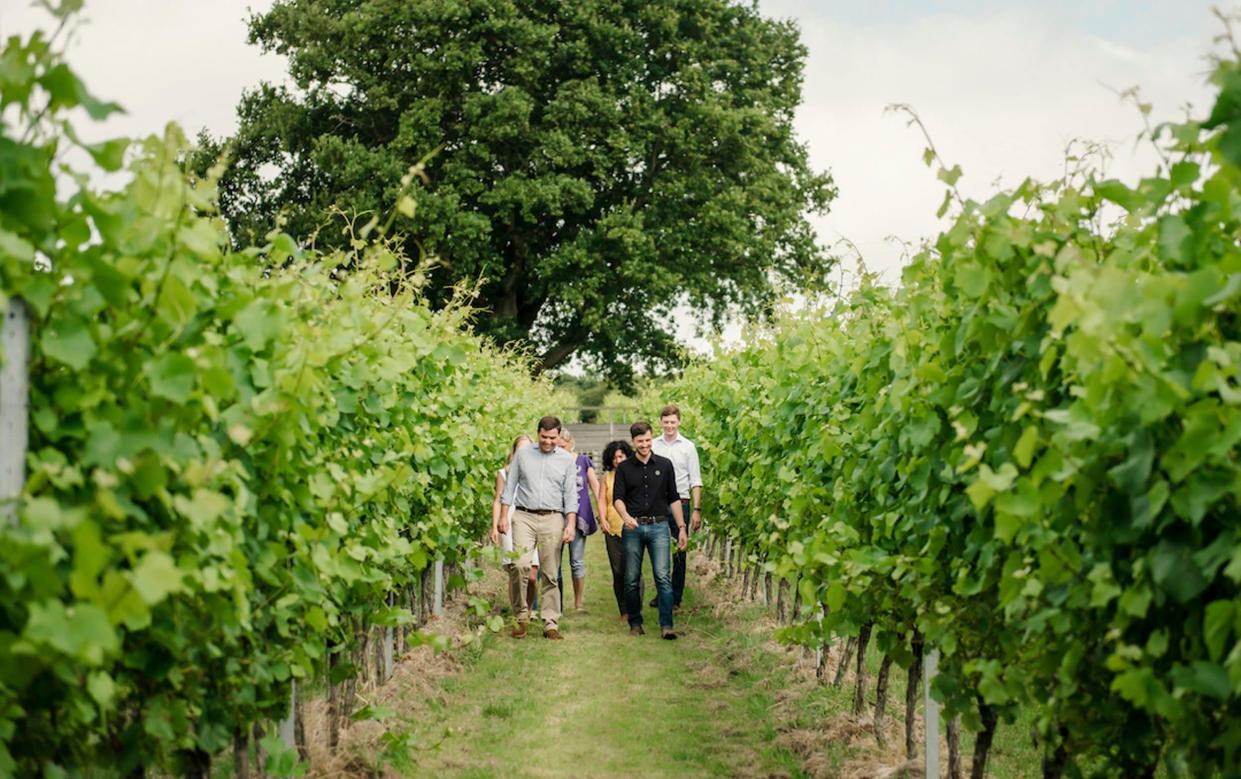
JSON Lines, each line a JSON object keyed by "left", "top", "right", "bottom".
{"left": 666, "top": 499, "right": 692, "bottom": 606}
{"left": 623, "top": 522, "right": 673, "bottom": 629}
{"left": 604, "top": 533, "right": 625, "bottom": 615}
{"left": 605, "top": 532, "right": 643, "bottom": 615}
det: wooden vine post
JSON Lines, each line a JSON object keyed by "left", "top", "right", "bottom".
{"left": 925, "top": 648, "right": 941, "bottom": 779}
{"left": 1, "top": 298, "right": 29, "bottom": 526}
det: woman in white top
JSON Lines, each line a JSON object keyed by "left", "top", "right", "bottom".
{"left": 491, "top": 435, "right": 540, "bottom": 608}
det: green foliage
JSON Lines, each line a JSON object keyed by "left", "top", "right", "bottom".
{"left": 201, "top": 0, "right": 835, "bottom": 380}
{"left": 0, "top": 24, "right": 555, "bottom": 776}
{"left": 674, "top": 47, "right": 1241, "bottom": 778}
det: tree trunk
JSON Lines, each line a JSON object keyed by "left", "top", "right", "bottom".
{"left": 1041, "top": 723, "right": 1069, "bottom": 779}
{"left": 970, "top": 698, "right": 999, "bottom": 779}
{"left": 874, "top": 654, "right": 894, "bottom": 747}
{"left": 328, "top": 650, "right": 342, "bottom": 752}
{"left": 538, "top": 338, "right": 581, "bottom": 373}
{"left": 763, "top": 572, "right": 774, "bottom": 606}
{"left": 234, "top": 728, "right": 249, "bottom": 779}
{"left": 834, "top": 636, "right": 857, "bottom": 688}
{"left": 948, "top": 716, "right": 963, "bottom": 779}
{"left": 184, "top": 748, "right": 212, "bottom": 779}
{"left": 777, "top": 579, "right": 790, "bottom": 623}
{"left": 253, "top": 723, "right": 267, "bottom": 779}
{"left": 905, "top": 630, "right": 923, "bottom": 761}
{"left": 852, "top": 623, "right": 872, "bottom": 715}
{"left": 420, "top": 566, "right": 433, "bottom": 625}
{"left": 742, "top": 558, "right": 752, "bottom": 594}
{"left": 792, "top": 581, "right": 803, "bottom": 621}
{"left": 295, "top": 685, "right": 309, "bottom": 762}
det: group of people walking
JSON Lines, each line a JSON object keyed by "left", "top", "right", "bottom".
{"left": 490, "top": 406, "right": 704, "bottom": 640}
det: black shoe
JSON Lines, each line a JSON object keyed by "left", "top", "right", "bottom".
{"left": 661, "top": 628, "right": 677, "bottom": 640}
{"left": 629, "top": 624, "right": 645, "bottom": 636}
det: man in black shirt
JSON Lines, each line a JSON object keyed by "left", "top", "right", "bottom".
{"left": 612, "top": 420, "right": 687, "bottom": 640}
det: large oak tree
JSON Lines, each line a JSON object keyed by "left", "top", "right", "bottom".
{"left": 207, "top": 0, "right": 835, "bottom": 378}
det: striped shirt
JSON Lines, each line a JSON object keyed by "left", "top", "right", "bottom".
{"left": 499, "top": 444, "right": 577, "bottom": 516}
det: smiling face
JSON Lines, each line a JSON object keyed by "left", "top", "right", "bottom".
{"left": 660, "top": 413, "right": 680, "bottom": 440}
{"left": 538, "top": 426, "right": 560, "bottom": 453}
{"left": 632, "top": 430, "right": 653, "bottom": 458}
{"left": 612, "top": 448, "right": 628, "bottom": 468}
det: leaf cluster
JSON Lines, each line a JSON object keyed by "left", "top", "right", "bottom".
{"left": 672, "top": 47, "right": 1241, "bottom": 778}
{"left": 0, "top": 27, "right": 555, "bottom": 776}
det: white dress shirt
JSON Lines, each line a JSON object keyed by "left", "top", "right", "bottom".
{"left": 651, "top": 433, "right": 703, "bottom": 500}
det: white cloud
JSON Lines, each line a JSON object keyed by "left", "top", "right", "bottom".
{"left": 2, "top": 1, "right": 1229, "bottom": 361}
{"left": 783, "top": 5, "right": 1218, "bottom": 283}
{"left": 1, "top": 0, "right": 285, "bottom": 143}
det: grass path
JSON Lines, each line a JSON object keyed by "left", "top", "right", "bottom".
{"left": 408, "top": 536, "right": 805, "bottom": 778}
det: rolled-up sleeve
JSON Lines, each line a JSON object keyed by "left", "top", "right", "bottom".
{"left": 560, "top": 458, "right": 576, "bottom": 516}
{"left": 664, "top": 462, "right": 680, "bottom": 504}
{"left": 501, "top": 449, "right": 521, "bottom": 506}
{"left": 687, "top": 444, "right": 703, "bottom": 490}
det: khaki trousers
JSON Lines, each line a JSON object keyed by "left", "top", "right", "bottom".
{"left": 508, "top": 509, "right": 565, "bottom": 630}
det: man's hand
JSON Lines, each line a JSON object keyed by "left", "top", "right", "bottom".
{"left": 498, "top": 515, "right": 509, "bottom": 535}
{"left": 624, "top": 516, "right": 638, "bottom": 530}
{"left": 677, "top": 526, "right": 688, "bottom": 551}
{"left": 691, "top": 509, "right": 702, "bottom": 532}
{"left": 562, "top": 524, "right": 575, "bottom": 544}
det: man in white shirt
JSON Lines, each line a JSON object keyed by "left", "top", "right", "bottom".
{"left": 650, "top": 403, "right": 703, "bottom": 609}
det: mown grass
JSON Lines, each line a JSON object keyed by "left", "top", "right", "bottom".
{"left": 405, "top": 538, "right": 810, "bottom": 778}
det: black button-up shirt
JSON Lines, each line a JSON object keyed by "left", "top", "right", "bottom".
{"left": 613, "top": 453, "right": 681, "bottom": 520}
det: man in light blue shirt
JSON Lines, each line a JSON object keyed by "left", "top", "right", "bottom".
{"left": 498, "top": 415, "right": 577, "bottom": 639}
{"left": 651, "top": 403, "right": 703, "bottom": 609}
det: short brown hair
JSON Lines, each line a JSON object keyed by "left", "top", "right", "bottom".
{"left": 538, "top": 415, "right": 562, "bottom": 433}
{"left": 630, "top": 420, "right": 653, "bottom": 438}
{"left": 659, "top": 404, "right": 681, "bottom": 420}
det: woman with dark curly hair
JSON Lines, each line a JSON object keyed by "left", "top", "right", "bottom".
{"left": 596, "top": 439, "right": 636, "bottom": 621}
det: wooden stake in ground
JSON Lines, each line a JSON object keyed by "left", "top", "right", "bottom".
{"left": 776, "top": 579, "right": 789, "bottom": 623}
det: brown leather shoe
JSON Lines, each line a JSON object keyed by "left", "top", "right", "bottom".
{"left": 629, "top": 624, "right": 645, "bottom": 636}
{"left": 661, "top": 628, "right": 677, "bottom": 640}
{"left": 512, "top": 621, "right": 527, "bottom": 639}
{"left": 543, "top": 628, "right": 564, "bottom": 640}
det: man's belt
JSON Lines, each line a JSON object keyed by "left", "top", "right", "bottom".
{"left": 635, "top": 515, "right": 670, "bottom": 525}
{"left": 517, "top": 506, "right": 558, "bottom": 515}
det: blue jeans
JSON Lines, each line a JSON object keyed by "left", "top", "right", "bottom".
{"left": 557, "top": 527, "right": 587, "bottom": 601}
{"left": 623, "top": 522, "right": 673, "bottom": 629}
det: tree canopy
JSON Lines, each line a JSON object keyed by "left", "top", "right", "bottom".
{"left": 206, "top": 0, "right": 835, "bottom": 379}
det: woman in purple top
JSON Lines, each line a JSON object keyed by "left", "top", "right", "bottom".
{"left": 557, "top": 429, "right": 598, "bottom": 610}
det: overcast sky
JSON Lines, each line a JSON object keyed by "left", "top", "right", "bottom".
{"left": 0, "top": 0, "right": 1227, "bottom": 290}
